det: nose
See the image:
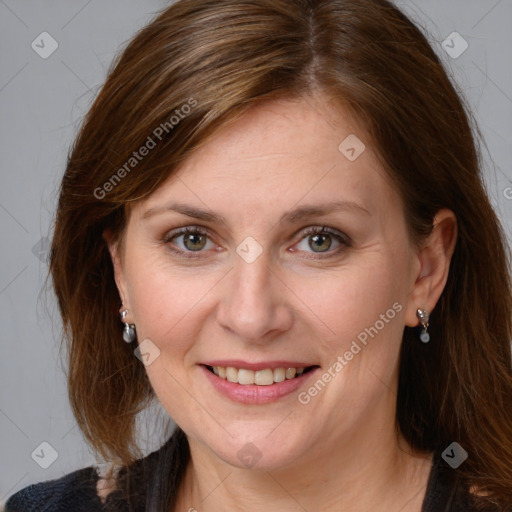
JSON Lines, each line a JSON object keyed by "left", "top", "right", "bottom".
{"left": 215, "top": 249, "right": 294, "bottom": 345}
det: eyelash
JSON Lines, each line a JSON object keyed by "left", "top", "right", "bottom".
{"left": 162, "top": 225, "right": 351, "bottom": 260}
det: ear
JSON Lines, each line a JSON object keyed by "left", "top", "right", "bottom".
{"left": 404, "top": 208, "right": 458, "bottom": 328}
{"left": 103, "top": 228, "right": 131, "bottom": 316}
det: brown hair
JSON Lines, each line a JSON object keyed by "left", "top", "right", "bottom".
{"left": 50, "top": 0, "right": 512, "bottom": 509}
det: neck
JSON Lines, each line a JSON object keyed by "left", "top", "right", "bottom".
{"left": 174, "top": 423, "right": 433, "bottom": 512}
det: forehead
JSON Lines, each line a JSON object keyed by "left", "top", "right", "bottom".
{"left": 133, "top": 96, "right": 401, "bottom": 223}
{"left": 182, "top": 96, "right": 367, "bottom": 172}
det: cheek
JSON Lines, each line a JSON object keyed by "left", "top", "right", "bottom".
{"left": 123, "top": 249, "right": 221, "bottom": 356}
{"left": 293, "top": 254, "right": 408, "bottom": 417}
{"left": 122, "top": 252, "right": 216, "bottom": 418}
{"left": 293, "top": 254, "right": 407, "bottom": 350}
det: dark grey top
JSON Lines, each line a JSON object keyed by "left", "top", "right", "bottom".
{"left": 4, "top": 445, "right": 489, "bottom": 511}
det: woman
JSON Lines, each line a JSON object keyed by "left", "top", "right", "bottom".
{"left": 5, "top": 0, "right": 512, "bottom": 510}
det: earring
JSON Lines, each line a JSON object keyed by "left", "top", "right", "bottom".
{"left": 416, "top": 308, "right": 430, "bottom": 343}
{"left": 120, "top": 309, "right": 137, "bottom": 343}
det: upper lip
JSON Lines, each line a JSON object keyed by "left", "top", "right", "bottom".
{"left": 202, "top": 360, "right": 318, "bottom": 371}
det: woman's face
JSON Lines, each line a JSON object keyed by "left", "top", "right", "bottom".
{"left": 111, "top": 96, "right": 423, "bottom": 470}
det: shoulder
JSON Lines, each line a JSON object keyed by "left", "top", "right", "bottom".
{"left": 422, "top": 451, "right": 504, "bottom": 512}
{"left": 3, "top": 433, "right": 183, "bottom": 512}
{"left": 4, "top": 465, "right": 105, "bottom": 512}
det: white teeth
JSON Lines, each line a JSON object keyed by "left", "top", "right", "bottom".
{"left": 210, "top": 365, "right": 308, "bottom": 385}
{"left": 226, "top": 367, "right": 238, "bottom": 383}
{"left": 273, "top": 368, "right": 286, "bottom": 382}
{"left": 255, "top": 369, "right": 274, "bottom": 386}
{"left": 285, "top": 368, "right": 296, "bottom": 379}
{"left": 238, "top": 368, "right": 255, "bottom": 385}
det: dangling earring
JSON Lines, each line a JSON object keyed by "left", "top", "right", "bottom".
{"left": 120, "top": 309, "right": 136, "bottom": 343}
{"left": 416, "top": 308, "right": 430, "bottom": 343}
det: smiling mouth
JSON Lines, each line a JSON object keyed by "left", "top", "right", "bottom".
{"left": 204, "top": 365, "right": 318, "bottom": 386}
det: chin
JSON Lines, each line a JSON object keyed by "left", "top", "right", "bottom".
{"left": 195, "top": 428, "right": 313, "bottom": 471}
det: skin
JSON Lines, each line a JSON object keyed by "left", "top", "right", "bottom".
{"left": 105, "top": 95, "right": 457, "bottom": 511}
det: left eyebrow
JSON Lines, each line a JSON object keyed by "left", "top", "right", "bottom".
{"left": 279, "top": 200, "right": 371, "bottom": 224}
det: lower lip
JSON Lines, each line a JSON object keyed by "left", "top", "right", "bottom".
{"left": 201, "top": 365, "right": 319, "bottom": 404}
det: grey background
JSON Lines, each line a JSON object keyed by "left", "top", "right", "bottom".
{"left": 1, "top": 0, "right": 511, "bottom": 505}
